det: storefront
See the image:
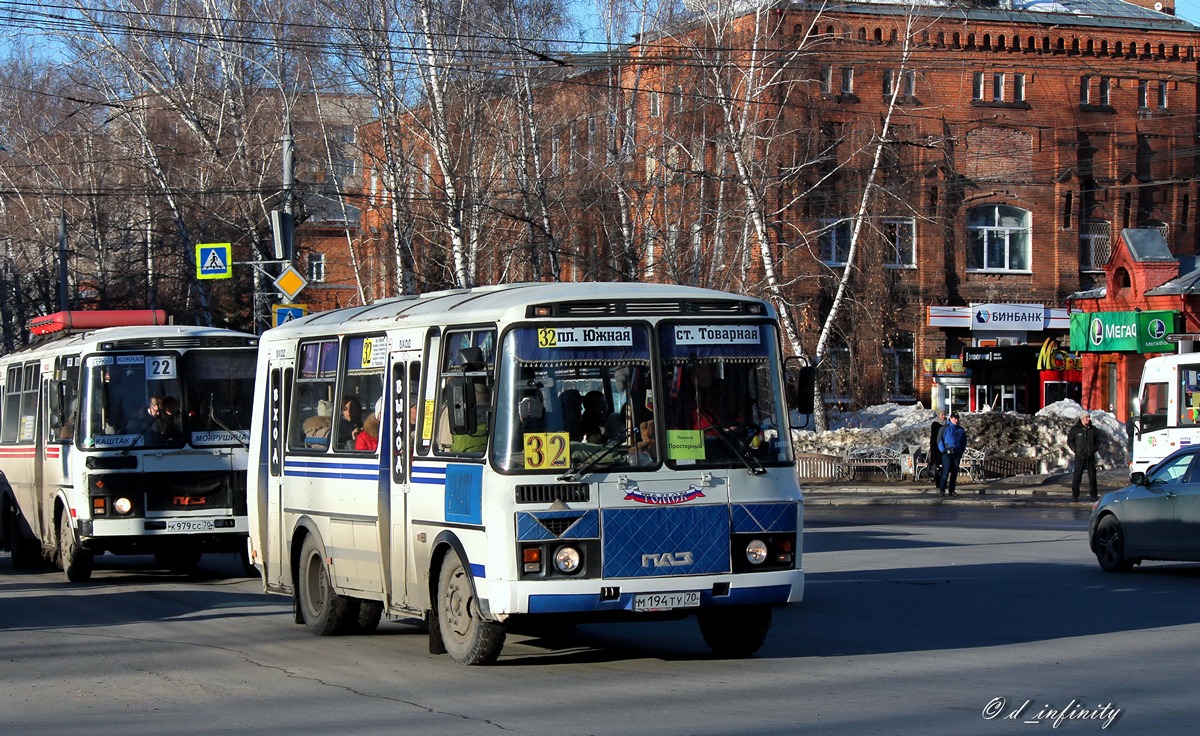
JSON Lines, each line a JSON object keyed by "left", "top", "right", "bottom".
{"left": 927, "top": 303, "right": 1071, "bottom": 414}
{"left": 1068, "top": 310, "right": 1178, "bottom": 419}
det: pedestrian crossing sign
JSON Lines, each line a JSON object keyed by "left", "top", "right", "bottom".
{"left": 196, "top": 243, "right": 232, "bottom": 280}
{"left": 272, "top": 304, "right": 307, "bottom": 327}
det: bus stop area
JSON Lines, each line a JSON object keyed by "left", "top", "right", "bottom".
{"left": 800, "top": 467, "right": 1131, "bottom": 507}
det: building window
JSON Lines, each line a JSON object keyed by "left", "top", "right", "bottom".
{"left": 818, "top": 218, "right": 853, "bottom": 265}
{"left": 820, "top": 65, "right": 833, "bottom": 94}
{"left": 883, "top": 218, "right": 915, "bottom": 267}
{"left": 1138, "top": 79, "right": 1148, "bottom": 108}
{"left": 967, "top": 204, "right": 1031, "bottom": 272}
{"left": 308, "top": 253, "right": 326, "bottom": 284}
{"left": 885, "top": 331, "right": 915, "bottom": 399}
{"left": 972, "top": 72, "right": 984, "bottom": 101}
{"left": 1157, "top": 80, "right": 1168, "bottom": 108}
{"left": 550, "top": 136, "right": 560, "bottom": 176}
{"left": 841, "top": 67, "right": 854, "bottom": 95}
{"left": 883, "top": 69, "right": 915, "bottom": 100}
{"left": 991, "top": 72, "right": 1004, "bottom": 101}
{"left": 902, "top": 69, "right": 916, "bottom": 97}
{"left": 648, "top": 91, "right": 661, "bottom": 118}
{"left": 1080, "top": 75, "right": 1092, "bottom": 104}
{"left": 1099, "top": 77, "right": 1111, "bottom": 105}
{"left": 883, "top": 69, "right": 893, "bottom": 99}
{"left": 1013, "top": 73, "right": 1025, "bottom": 102}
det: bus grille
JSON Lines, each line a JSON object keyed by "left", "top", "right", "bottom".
{"left": 515, "top": 483, "right": 590, "bottom": 504}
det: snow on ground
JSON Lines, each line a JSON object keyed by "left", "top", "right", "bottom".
{"left": 791, "top": 399, "right": 1130, "bottom": 473}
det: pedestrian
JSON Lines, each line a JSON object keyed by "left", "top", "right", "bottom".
{"left": 929, "top": 410, "right": 946, "bottom": 491}
{"left": 1068, "top": 412, "right": 1100, "bottom": 502}
{"left": 938, "top": 412, "right": 967, "bottom": 497}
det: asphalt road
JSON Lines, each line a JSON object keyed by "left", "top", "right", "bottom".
{"left": 3, "top": 511, "right": 1198, "bottom": 735}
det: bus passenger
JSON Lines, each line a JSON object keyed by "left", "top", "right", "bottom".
{"left": 356, "top": 397, "right": 382, "bottom": 452}
{"left": 339, "top": 396, "right": 363, "bottom": 449}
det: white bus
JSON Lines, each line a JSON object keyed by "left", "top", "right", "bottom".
{"left": 1131, "top": 351, "right": 1200, "bottom": 475}
{"left": 0, "top": 311, "right": 259, "bottom": 582}
{"left": 247, "top": 283, "right": 804, "bottom": 664}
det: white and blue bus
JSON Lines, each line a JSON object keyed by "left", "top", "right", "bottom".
{"left": 0, "top": 311, "right": 259, "bottom": 582}
{"left": 247, "top": 283, "right": 804, "bottom": 664}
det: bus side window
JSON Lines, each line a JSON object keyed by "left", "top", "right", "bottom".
{"left": 1142, "top": 381, "right": 1169, "bottom": 432}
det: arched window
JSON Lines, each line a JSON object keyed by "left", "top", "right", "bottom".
{"left": 937, "top": 31, "right": 945, "bottom": 46}
{"left": 953, "top": 32, "right": 961, "bottom": 48}
{"left": 1100, "top": 40, "right": 1108, "bottom": 55}
{"left": 967, "top": 205, "right": 1032, "bottom": 271}
{"left": 1115, "top": 41, "right": 1123, "bottom": 56}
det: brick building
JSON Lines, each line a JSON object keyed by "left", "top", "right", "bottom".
{"left": 347, "top": 0, "right": 1200, "bottom": 411}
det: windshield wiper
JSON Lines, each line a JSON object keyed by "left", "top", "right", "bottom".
{"left": 120, "top": 418, "right": 157, "bottom": 455}
{"left": 557, "top": 436, "right": 626, "bottom": 482}
{"left": 699, "top": 409, "right": 766, "bottom": 475}
{"left": 207, "top": 393, "right": 250, "bottom": 450}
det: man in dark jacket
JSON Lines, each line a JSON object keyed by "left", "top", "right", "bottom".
{"left": 938, "top": 413, "right": 967, "bottom": 497}
{"left": 929, "top": 410, "right": 946, "bottom": 491}
{"left": 1068, "top": 413, "right": 1100, "bottom": 502}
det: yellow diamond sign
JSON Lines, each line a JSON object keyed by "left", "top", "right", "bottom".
{"left": 274, "top": 265, "right": 307, "bottom": 301}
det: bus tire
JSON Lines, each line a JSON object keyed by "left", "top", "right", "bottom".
{"left": 697, "top": 605, "right": 772, "bottom": 658}
{"left": 59, "top": 513, "right": 93, "bottom": 583}
{"left": 5, "top": 498, "right": 42, "bottom": 570}
{"left": 155, "top": 547, "right": 202, "bottom": 573}
{"left": 297, "top": 536, "right": 353, "bottom": 636}
{"left": 350, "top": 597, "right": 384, "bottom": 629}
{"left": 437, "top": 549, "right": 505, "bottom": 665}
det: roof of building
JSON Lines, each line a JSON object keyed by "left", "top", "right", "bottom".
{"left": 793, "top": 0, "right": 1198, "bottom": 32}
{"left": 1146, "top": 256, "right": 1200, "bottom": 295}
{"left": 1122, "top": 228, "right": 1176, "bottom": 262}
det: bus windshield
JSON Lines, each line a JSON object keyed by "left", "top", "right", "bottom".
{"left": 493, "top": 324, "right": 656, "bottom": 473}
{"left": 656, "top": 322, "right": 791, "bottom": 468}
{"left": 492, "top": 322, "right": 792, "bottom": 473}
{"left": 79, "top": 349, "right": 256, "bottom": 449}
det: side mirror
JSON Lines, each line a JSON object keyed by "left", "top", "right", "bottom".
{"left": 1130, "top": 471, "right": 1146, "bottom": 486}
{"left": 48, "top": 379, "right": 73, "bottom": 430}
{"left": 784, "top": 357, "right": 815, "bottom": 416}
{"left": 1130, "top": 398, "right": 1142, "bottom": 438}
{"left": 448, "top": 378, "right": 475, "bottom": 435}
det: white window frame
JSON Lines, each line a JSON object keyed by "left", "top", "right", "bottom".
{"left": 308, "top": 253, "right": 326, "bottom": 284}
{"left": 883, "top": 218, "right": 916, "bottom": 267}
{"left": 820, "top": 65, "right": 833, "bottom": 95}
{"left": 1080, "top": 75, "right": 1091, "bottom": 104}
{"left": 648, "top": 91, "right": 661, "bottom": 118}
{"left": 1099, "top": 77, "right": 1112, "bottom": 105}
{"left": 1157, "top": 80, "right": 1168, "bottom": 109}
{"left": 1013, "top": 73, "right": 1025, "bottom": 102}
{"left": 991, "top": 72, "right": 1005, "bottom": 102}
{"left": 967, "top": 204, "right": 1032, "bottom": 273}
{"left": 818, "top": 218, "right": 853, "bottom": 265}
{"left": 840, "top": 67, "right": 854, "bottom": 95}
{"left": 972, "top": 71, "right": 984, "bottom": 101}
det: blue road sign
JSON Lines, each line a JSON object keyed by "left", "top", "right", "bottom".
{"left": 196, "top": 243, "right": 232, "bottom": 280}
{"left": 273, "top": 304, "right": 307, "bottom": 327}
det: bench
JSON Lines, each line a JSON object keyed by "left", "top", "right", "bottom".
{"left": 839, "top": 445, "right": 901, "bottom": 481}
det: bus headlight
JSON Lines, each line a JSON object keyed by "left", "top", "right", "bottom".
{"left": 745, "top": 539, "right": 768, "bottom": 565}
{"left": 113, "top": 497, "right": 133, "bottom": 515}
{"left": 553, "top": 546, "right": 582, "bottom": 574}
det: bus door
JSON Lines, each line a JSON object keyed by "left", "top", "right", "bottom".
{"left": 386, "top": 355, "right": 422, "bottom": 608}
{"left": 263, "top": 361, "right": 290, "bottom": 585}
{"left": 41, "top": 361, "right": 75, "bottom": 515}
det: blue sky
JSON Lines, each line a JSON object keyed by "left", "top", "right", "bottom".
{"left": 1177, "top": 0, "right": 1200, "bottom": 23}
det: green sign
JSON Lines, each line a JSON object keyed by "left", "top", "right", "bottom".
{"left": 1069, "top": 310, "right": 1178, "bottom": 353}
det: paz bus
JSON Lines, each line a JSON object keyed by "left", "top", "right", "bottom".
{"left": 247, "top": 282, "right": 805, "bottom": 664}
{"left": 1131, "top": 350, "right": 1200, "bottom": 475}
{"left": 0, "top": 310, "right": 259, "bottom": 582}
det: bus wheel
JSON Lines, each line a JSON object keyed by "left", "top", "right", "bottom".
{"left": 697, "top": 605, "right": 772, "bottom": 658}
{"left": 155, "top": 547, "right": 202, "bottom": 573}
{"left": 5, "top": 499, "right": 42, "bottom": 570}
{"left": 437, "top": 549, "right": 505, "bottom": 665}
{"left": 297, "top": 536, "right": 352, "bottom": 635}
{"left": 58, "top": 513, "right": 93, "bottom": 583}
{"left": 352, "top": 600, "right": 383, "bottom": 633}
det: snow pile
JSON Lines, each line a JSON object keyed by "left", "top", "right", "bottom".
{"left": 791, "top": 399, "right": 1129, "bottom": 473}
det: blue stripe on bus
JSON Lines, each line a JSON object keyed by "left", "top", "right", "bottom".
{"left": 526, "top": 584, "right": 792, "bottom": 614}
{"left": 283, "top": 459, "right": 380, "bottom": 481}
{"left": 471, "top": 563, "right": 486, "bottom": 578}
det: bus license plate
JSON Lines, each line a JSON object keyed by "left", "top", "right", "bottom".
{"left": 633, "top": 591, "right": 700, "bottom": 612}
{"left": 165, "top": 520, "right": 214, "bottom": 533}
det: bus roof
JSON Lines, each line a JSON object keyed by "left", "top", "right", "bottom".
{"left": 0, "top": 324, "right": 258, "bottom": 361}
{"left": 262, "top": 282, "right": 776, "bottom": 338}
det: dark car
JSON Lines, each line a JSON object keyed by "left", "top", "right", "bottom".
{"left": 1089, "top": 445, "right": 1200, "bottom": 572}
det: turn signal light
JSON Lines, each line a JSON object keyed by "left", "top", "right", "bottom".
{"left": 523, "top": 547, "right": 542, "bottom": 573}
{"left": 92, "top": 498, "right": 106, "bottom": 515}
